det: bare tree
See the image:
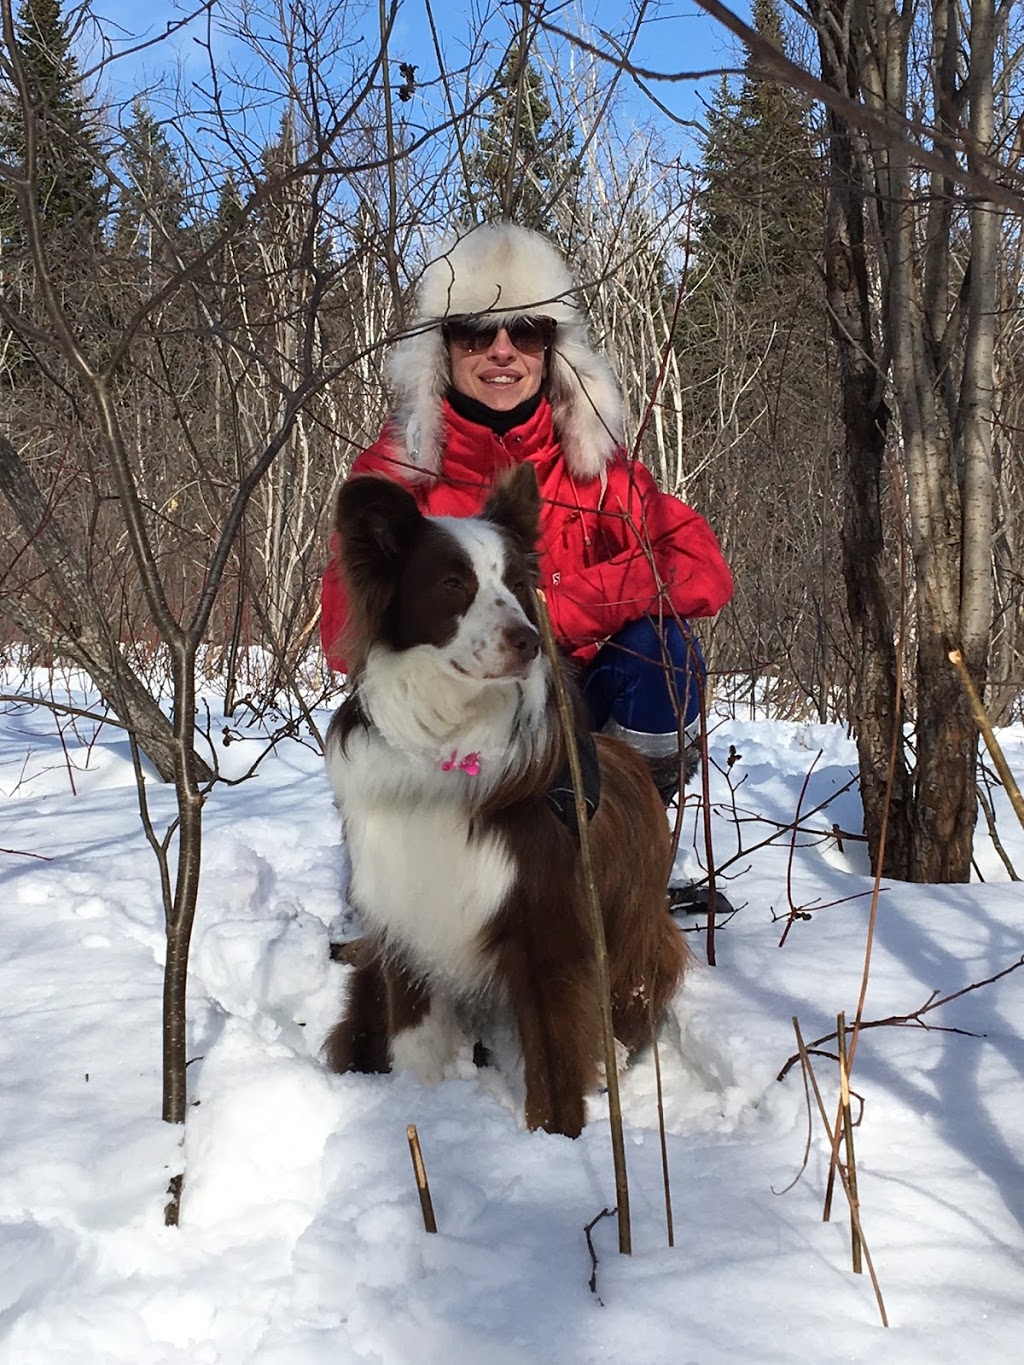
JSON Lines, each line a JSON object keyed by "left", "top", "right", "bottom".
{"left": 0, "top": 0, "right": 456, "bottom": 1168}
{"left": 809, "top": 0, "right": 1016, "bottom": 880}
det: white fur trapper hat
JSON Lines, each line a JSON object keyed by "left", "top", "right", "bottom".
{"left": 386, "top": 222, "right": 625, "bottom": 482}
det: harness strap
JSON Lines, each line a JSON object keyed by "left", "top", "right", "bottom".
{"left": 543, "top": 726, "right": 602, "bottom": 845}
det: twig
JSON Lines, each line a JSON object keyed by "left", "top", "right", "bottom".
{"left": 0, "top": 692, "right": 126, "bottom": 729}
{"left": 771, "top": 888, "right": 882, "bottom": 924}
{"left": 699, "top": 772, "right": 860, "bottom": 883}
{"left": 793, "top": 1020, "right": 889, "bottom": 1327}
{"left": 406, "top": 1124, "right": 437, "bottom": 1234}
{"left": 649, "top": 992, "right": 674, "bottom": 1247}
{"left": 772, "top": 1042, "right": 814, "bottom": 1197}
{"left": 0, "top": 846, "right": 52, "bottom": 861}
{"left": 950, "top": 649, "right": 1024, "bottom": 835}
{"left": 696, "top": 675, "right": 719, "bottom": 966}
{"left": 777, "top": 954, "right": 1024, "bottom": 1081}
{"left": 778, "top": 751, "right": 823, "bottom": 947}
{"left": 536, "top": 589, "right": 631, "bottom": 1257}
{"left": 584, "top": 1207, "right": 616, "bottom": 1304}
{"left": 976, "top": 780, "right": 1019, "bottom": 881}
{"left": 837, "top": 1014, "right": 863, "bottom": 1274}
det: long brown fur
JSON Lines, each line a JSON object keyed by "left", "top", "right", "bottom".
{"left": 481, "top": 732, "right": 690, "bottom": 1135}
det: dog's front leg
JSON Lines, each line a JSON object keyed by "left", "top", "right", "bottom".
{"left": 324, "top": 945, "right": 390, "bottom": 1074}
{"left": 499, "top": 941, "right": 601, "bottom": 1138}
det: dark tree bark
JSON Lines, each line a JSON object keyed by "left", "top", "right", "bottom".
{"left": 812, "top": 5, "right": 912, "bottom": 876}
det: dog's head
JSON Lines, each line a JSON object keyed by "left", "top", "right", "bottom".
{"left": 335, "top": 463, "right": 543, "bottom": 682}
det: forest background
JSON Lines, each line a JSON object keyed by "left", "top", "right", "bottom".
{"left": 1, "top": 0, "right": 1022, "bottom": 914}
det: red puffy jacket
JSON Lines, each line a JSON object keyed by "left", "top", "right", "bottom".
{"left": 321, "top": 397, "right": 732, "bottom": 671}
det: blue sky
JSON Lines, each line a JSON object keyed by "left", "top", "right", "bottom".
{"left": 84, "top": 0, "right": 751, "bottom": 144}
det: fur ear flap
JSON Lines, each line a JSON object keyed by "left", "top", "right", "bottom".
{"left": 335, "top": 476, "right": 423, "bottom": 575}
{"left": 482, "top": 463, "right": 541, "bottom": 553}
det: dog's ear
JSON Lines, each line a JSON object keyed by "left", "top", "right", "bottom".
{"left": 335, "top": 476, "right": 423, "bottom": 573}
{"left": 482, "top": 463, "right": 541, "bottom": 552}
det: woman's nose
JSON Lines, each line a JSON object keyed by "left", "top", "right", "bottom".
{"left": 486, "top": 327, "right": 516, "bottom": 360}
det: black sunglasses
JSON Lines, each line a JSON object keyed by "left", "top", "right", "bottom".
{"left": 442, "top": 315, "right": 557, "bottom": 356}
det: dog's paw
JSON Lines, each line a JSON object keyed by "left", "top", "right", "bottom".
{"left": 595, "top": 1037, "right": 630, "bottom": 1087}
{"left": 389, "top": 996, "right": 469, "bottom": 1085}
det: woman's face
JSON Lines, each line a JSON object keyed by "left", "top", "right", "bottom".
{"left": 446, "top": 321, "right": 549, "bottom": 411}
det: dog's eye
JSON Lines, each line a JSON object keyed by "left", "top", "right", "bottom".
{"left": 443, "top": 575, "right": 465, "bottom": 592}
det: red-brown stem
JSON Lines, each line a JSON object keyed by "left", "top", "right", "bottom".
{"left": 649, "top": 991, "right": 674, "bottom": 1247}
{"left": 536, "top": 589, "right": 632, "bottom": 1256}
{"left": 793, "top": 1018, "right": 888, "bottom": 1327}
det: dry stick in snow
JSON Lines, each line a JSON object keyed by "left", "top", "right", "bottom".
{"left": 599, "top": 495, "right": 723, "bottom": 966}
{"left": 819, "top": 535, "right": 908, "bottom": 1209}
{"left": 406, "top": 1125, "right": 437, "bottom": 1234}
{"left": 648, "top": 992, "right": 675, "bottom": 1248}
{"left": 793, "top": 1019, "right": 889, "bottom": 1327}
{"left": 837, "top": 1013, "right": 863, "bottom": 1275}
{"left": 695, "top": 671, "right": 718, "bottom": 967}
{"left": 536, "top": 589, "right": 631, "bottom": 1257}
{"left": 950, "top": 649, "right": 1024, "bottom": 835}
{"left": 975, "top": 780, "right": 1020, "bottom": 881}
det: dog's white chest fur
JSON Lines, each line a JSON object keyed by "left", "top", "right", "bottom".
{"left": 325, "top": 654, "right": 545, "bottom": 987}
{"left": 341, "top": 787, "right": 513, "bottom": 985}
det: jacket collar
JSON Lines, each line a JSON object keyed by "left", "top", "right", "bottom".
{"left": 436, "top": 396, "right": 563, "bottom": 480}
{"left": 392, "top": 387, "right": 618, "bottom": 484}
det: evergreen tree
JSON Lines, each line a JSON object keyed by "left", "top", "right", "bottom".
{"left": 113, "top": 100, "right": 186, "bottom": 269}
{"left": 0, "top": 0, "right": 104, "bottom": 256}
{"left": 693, "top": 0, "right": 820, "bottom": 297}
{"left": 463, "top": 46, "right": 581, "bottom": 232}
{"left": 682, "top": 0, "right": 836, "bottom": 719}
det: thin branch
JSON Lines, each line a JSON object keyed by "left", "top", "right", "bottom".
{"left": 536, "top": 588, "right": 631, "bottom": 1256}
{"left": 792, "top": 1019, "right": 889, "bottom": 1327}
{"left": 778, "top": 955, "right": 1024, "bottom": 1081}
{"left": 540, "top": 6, "right": 1024, "bottom": 214}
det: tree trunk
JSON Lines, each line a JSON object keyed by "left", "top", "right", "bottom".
{"left": 813, "top": 2, "right": 913, "bottom": 877}
{"left": 912, "top": 620, "right": 977, "bottom": 880}
{"left": 162, "top": 646, "right": 205, "bottom": 1124}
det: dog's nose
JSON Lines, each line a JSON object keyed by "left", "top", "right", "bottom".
{"left": 505, "top": 623, "right": 540, "bottom": 662}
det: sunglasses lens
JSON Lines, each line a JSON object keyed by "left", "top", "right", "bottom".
{"left": 444, "top": 320, "right": 497, "bottom": 352}
{"left": 444, "top": 316, "right": 555, "bottom": 354}
{"left": 507, "top": 318, "right": 555, "bottom": 353}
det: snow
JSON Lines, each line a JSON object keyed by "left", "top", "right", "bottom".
{"left": 2, "top": 669, "right": 1023, "bottom": 1363}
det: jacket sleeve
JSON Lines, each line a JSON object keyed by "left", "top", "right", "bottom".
{"left": 320, "top": 530, "right": 350, "bottom": 672}
{"left": 544, "top": 458, "right": 733, "bottom": 651}
{"left": 319, "top": 432, "right": 425, "bottom": 673}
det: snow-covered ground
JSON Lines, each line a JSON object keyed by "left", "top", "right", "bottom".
{"left": 2, "top": 667, "right": 1023, "bottom": 1363}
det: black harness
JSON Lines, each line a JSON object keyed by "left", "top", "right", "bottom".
{"left": 543, "top": 726, "right": 602, "bottom": 845}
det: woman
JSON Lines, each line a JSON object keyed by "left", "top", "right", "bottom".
{"left": 321, "top": 221, "right": 733, "bottom": 805}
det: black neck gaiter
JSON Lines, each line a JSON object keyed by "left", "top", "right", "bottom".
{"left": 445, "top": 385, "right": 544, "bottom": 437}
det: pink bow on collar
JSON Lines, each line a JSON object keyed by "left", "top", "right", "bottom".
{"left": 441, "top": 751, "right": 481, "bottom": 776}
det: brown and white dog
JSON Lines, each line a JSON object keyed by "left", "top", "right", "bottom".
{"left": 323, "top": 464, "right": 689, "bottom": 1138}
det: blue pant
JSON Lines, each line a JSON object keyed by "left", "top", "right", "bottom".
{"left": 581, "top": 617, "right": 705, "bottom": 735}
